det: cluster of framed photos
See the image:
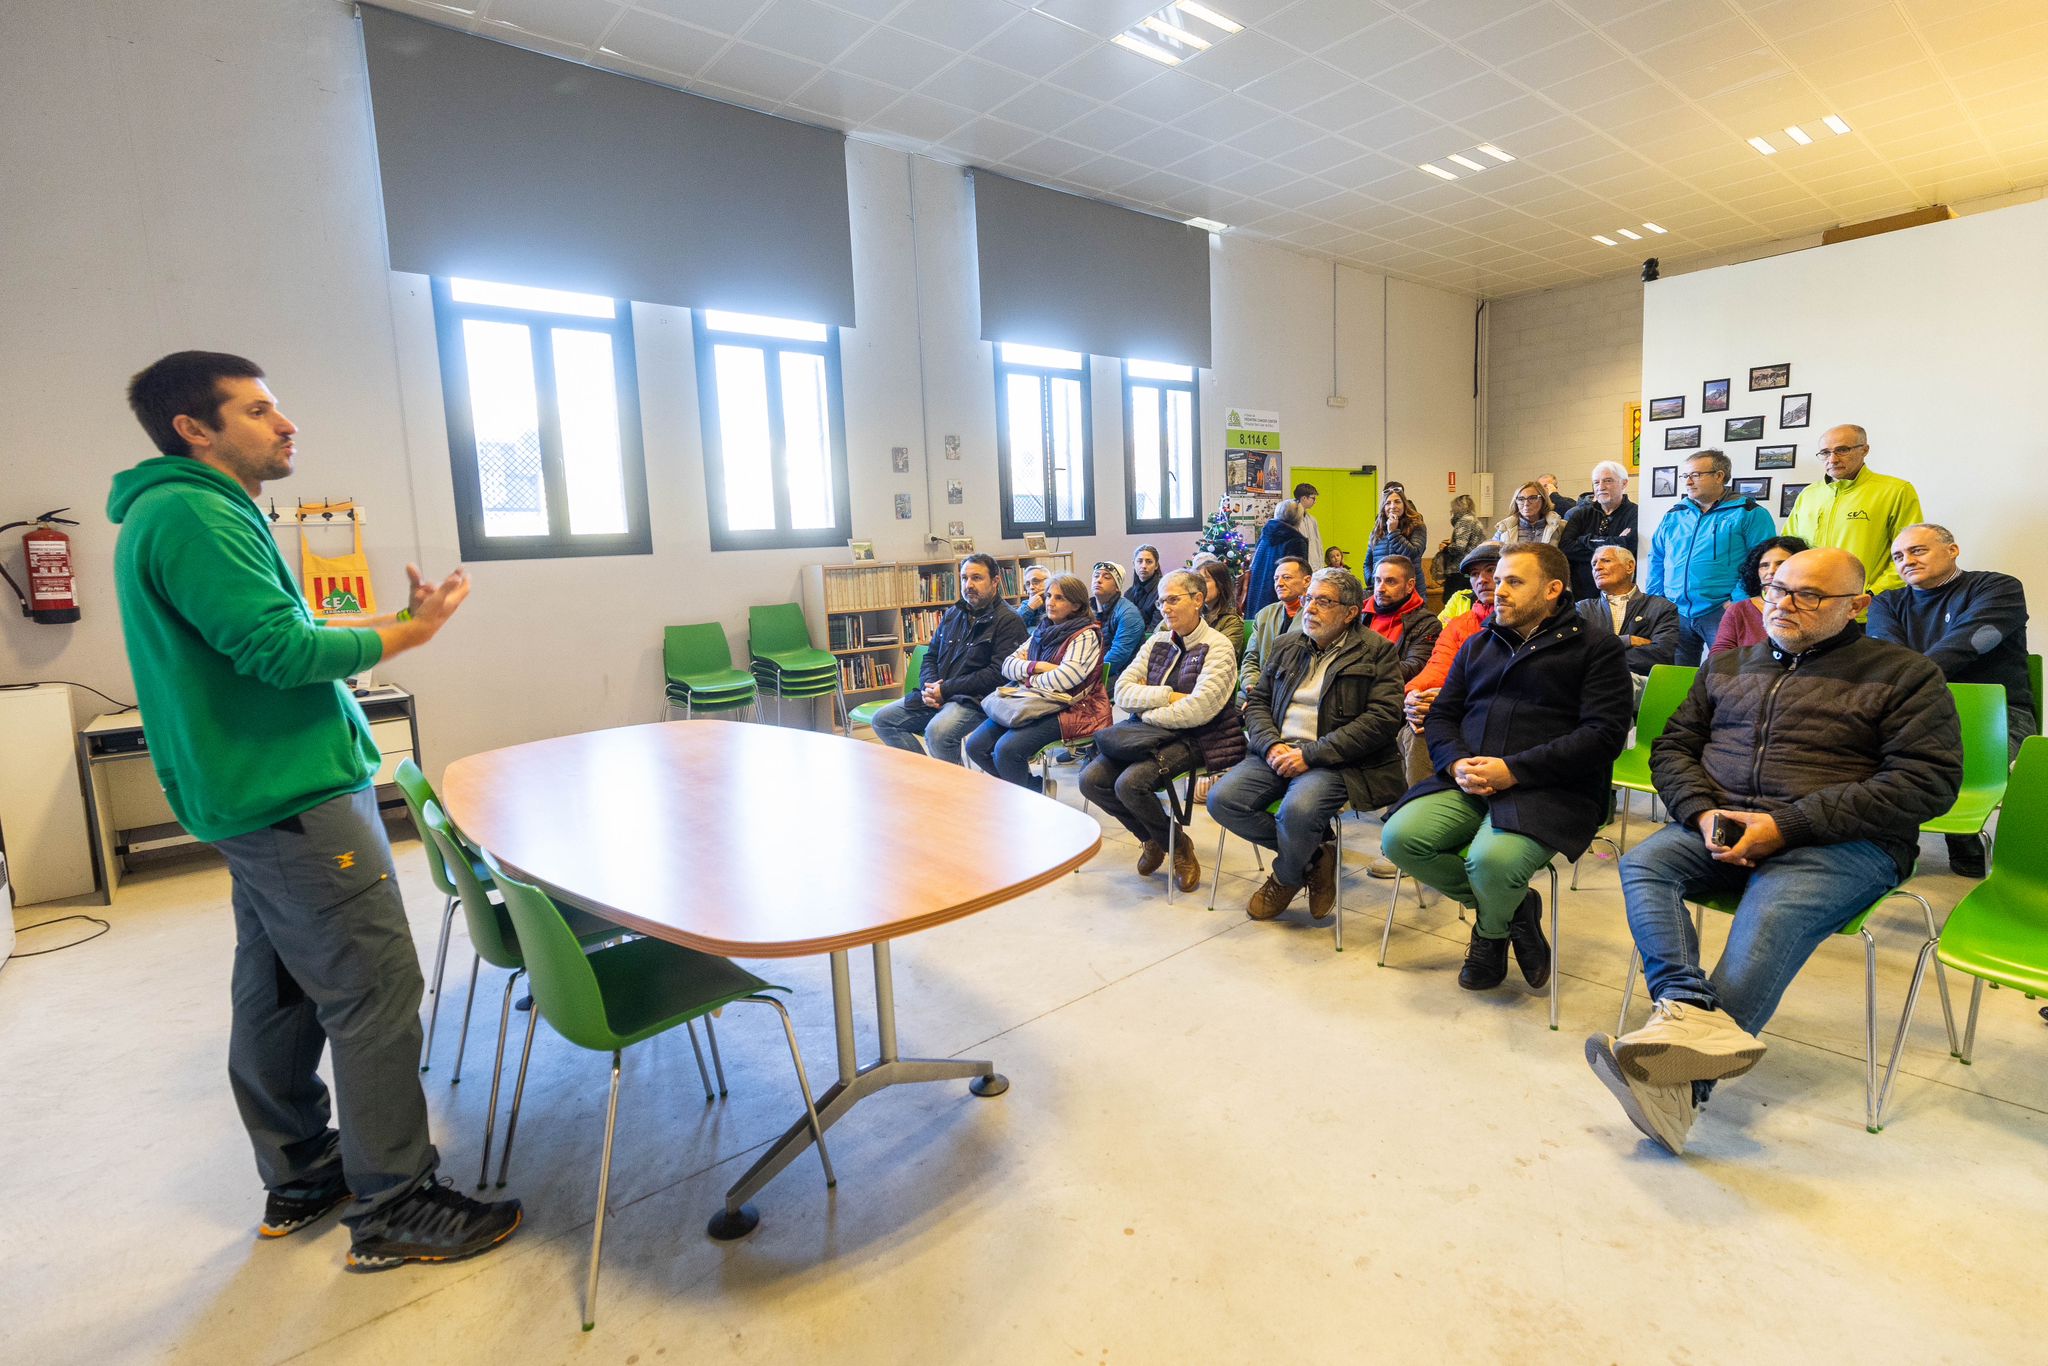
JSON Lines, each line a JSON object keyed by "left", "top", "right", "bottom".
{"left": 1647, "top": 363, "right": 1815, "bottom": 517}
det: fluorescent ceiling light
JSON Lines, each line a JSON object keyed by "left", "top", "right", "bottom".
{"left": 1184, "top": 216, "right": 1228, "bottom": 232}
{"left": 1174, "top": 1, "right": 1243, "bottom": 34}
{"left": 1642, "top": 222, "right": 1667, "bottom": 234}
{"left": 1823, "top": 114, "right": 1851, "bottom": 135}
{"left": 1616, "top": 227, "right": 1642, "bottom": 240}
{"left": 1447, "top": 153, "right": 1487, "bottom": 172}
{"left": 1474, "top": 143, "right": 1515, "bottom": 162}
{"left": 1592, "top": 235, "right": 1617, "bottom": 246}
{"left": 1418, "top": 162, "right": 1458, "bottom": 180}
{"left": 1784, "top": 124, "right": 1813, "bottom": 145}
{"left": 1747, "top": 136, "right": 1777, "bottom": 155}
{"left": 1140, "top": 15, "right": 1210, "bottom": 49}
{"left": 1112, "top": 33, "right": 1180, "bottom": 64}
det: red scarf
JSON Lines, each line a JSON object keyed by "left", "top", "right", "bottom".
{"left": 1369, "top": 590, "right": 1424, "bottom": 643}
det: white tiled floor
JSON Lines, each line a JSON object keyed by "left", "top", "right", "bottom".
{"left": 2, "top": 774, "right": 2042, "bottom": 1364}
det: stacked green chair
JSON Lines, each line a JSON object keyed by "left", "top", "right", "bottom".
{"left": 482, "top": 854, "right": 835, "bottom": 1331}
{"left": 748, "top": 602, "right": 847, "bottom": 733}
{"left": 662, "top": 623, "right": 757, "bottom": 720}
{"left": 849, "top": 644, "right": 927, "bottom": 733}
{"left": 394, "top": 758, "right": 476, "bottom": 1073}
{"left": 1881, "top": 736, "right": 2048, "bottom": 1129}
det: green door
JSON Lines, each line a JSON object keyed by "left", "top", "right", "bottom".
{"left": 1290, "top": 465, "right": 1378, "bottom": 571}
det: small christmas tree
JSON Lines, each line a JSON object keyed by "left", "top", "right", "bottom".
{"left": 1192, "top": 497, "right": 1255, "bottom": 587}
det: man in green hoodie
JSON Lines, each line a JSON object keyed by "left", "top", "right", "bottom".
{"left": 112, "top": 351, "right": 520, "bottom": 1272}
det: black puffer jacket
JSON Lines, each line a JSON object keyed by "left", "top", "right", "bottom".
{"left": 1652, "top": 623, "right": 1961, "bottom": 878}
{"left": 1244, "top": 623, "right": 1407, "bottom": 812}
{"left": 1393, "top": 598, "right": 1633, "bottom": 859}
{"left": 909, "top": 598, "right": 1029, "bottom": 715}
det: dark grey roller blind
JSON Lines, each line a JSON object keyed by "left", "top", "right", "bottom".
{"left": 971, "top": 171, "right": 1211, "bottom": 367}
{"left": 358, "top": 6, "right": 855, "bottom": 325}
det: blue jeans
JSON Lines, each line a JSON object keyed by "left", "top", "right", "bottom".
{"left": 963, "top": 713, "right": 1064, "bottom": 791}
{"left": 1619, "top": 821, "right": 1899, "bottom": 1034}
{"left": 1205, "top": 756, "right": 1348, "bottom": 886}
{"left": 868, "top": 697, "right": 982, "bottom": 765}
{"left": 1674, "top": 604, "right": 1726, "bottom": 667}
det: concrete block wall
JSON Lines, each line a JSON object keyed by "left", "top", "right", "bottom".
{"left": 1483, "top": 273, "right": 1643, "bottom": 514}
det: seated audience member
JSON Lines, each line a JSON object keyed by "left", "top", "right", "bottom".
{"left": 1366, "top": 555, "right": 1442, "bottom": 686}
{"left": 1324, "top": 547, "right": 1348, "bottom": 570}
{"left": 1869, "top": 523, "right": 2036, "bottom": 876}
{"left": 1080, "top": 570, "right": 1244, "bottom": 893}
{"left": 1016, "top": 564, "right": 1051, "bottom": 631}
{"left": 1644, "top": 450, "right": 1777, "bottom": 667}
{"left": 1128, "top": 544, "right": 1164, "bottom": 630}
{"left": 1784, "top": 425, "right": 1923, "bottom": 597}
{"left": 1208, "top": 568, "right": 1406, "bottom": 922}
{"left": 1245, "top": 500, "right": 1310, "bottom": 616}
{"left": 870, "top": 553, "right": 1028, "bottom": 765}
{"left": 1089, "top": 560, "right": 1147, "bottom": 681}
{"left": 1240, "top": 555, "right": 1312, "bottom": 698}
{"left": 1381, "top": 543, "right": 1632, "bottom": 991}
{"left": 1559, "top": 461, "right": 1638, "bottom": 602}
{"left": 1368, "top": 488, "right": 1428, "bottom": 575}
{"left": 1575, "top": 546, "right": 1679, "bottom": 692}
{"left": 1197, "top": 559, "right": 1243, "bottom": 647}
{"left": 1494, "top": 481, "right": 1565, "bottom": 545}
{"left": 965, "top": 574, "right": 1111, "bottom": 791}
{"left": 1710, "top": 536, "right": 1807, "bottom": 655}
{"left": 1588, "top": 548, "right": 1961, "bottom": 1155}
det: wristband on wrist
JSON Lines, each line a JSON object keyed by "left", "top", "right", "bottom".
{"left": 396, "top": 608, "right": 413, "bottom": 623}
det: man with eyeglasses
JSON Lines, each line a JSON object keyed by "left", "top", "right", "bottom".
{"left": 1643, "top": 449, "right": 1777, "bottom": 666}
{"left": 1868, "top": 523, "right": 2035, "bottom": 876}
{"left": 1208, "top": 568, "right": 1406, "bottom": 923}
{"left": 1785, "top": 425, "right": 1923, "bottom": 598}
{"left": 1588, "top": 548, "right": 1961, "bottom": 1155}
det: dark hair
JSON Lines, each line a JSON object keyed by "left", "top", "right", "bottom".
{"left": 1373, "top": 487, "right": 1420, "bottom": 539}
{"left": 1293, "top": 482, "right": 1318, "bottom": 499}
{"left": 1196, "top": 559, "right": 1235, "bottom": 616}
{"left": 1047, "top": 573, "right": 1092, "bottom": 620}
{"left": 1500, "top": 541, "right": 1570, "bottom": 591}
{"left": 961, "top": 553, "right": 1000, "bottom": 583}
{"left": 1375, "top": 554, "right": 1416, "bottom": 581}
{"left": 1276, "top": 555, "right": 1312, "bottom": 574}
{"left": 1737, "top": 535, "right": 1810, "bottom": 597}
{"left": 127, "top": 350, "right": 265, "bottom": 457}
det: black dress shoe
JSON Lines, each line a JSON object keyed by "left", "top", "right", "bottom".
{"left": 1458, "top": 927, "right": 1510, "bottom": 990}
{"left": 1945, "top": 834, "right": 1987, "bottom": 879}
{"left": 1505, "top": 888, "right": 1551, "bottom": 989}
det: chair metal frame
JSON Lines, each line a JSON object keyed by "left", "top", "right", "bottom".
{"left": 1208, "top": 796, "right": 1346, "bottom": 951}
{"left": 1378, "top": 859, "right": 1566, "bottom": 1029}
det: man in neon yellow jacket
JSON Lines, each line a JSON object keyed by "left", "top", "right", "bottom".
{"left": 1784, "top": 424, "right": 1923, "bottom": 597}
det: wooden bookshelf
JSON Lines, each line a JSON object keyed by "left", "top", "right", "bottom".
{"left": 801, "top": 552, "right": 1076, "bottom": 722}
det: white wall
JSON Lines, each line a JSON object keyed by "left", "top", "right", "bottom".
{"left": 0, "top": 0, "right": 1477, "bottom": 774}
{"left": 1638, "top": 198, "right": 2048, "bottom": 634}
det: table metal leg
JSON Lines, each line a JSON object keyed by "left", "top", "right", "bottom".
{"left": 709, "top": 941, "right": 1006, "bottom": 1239}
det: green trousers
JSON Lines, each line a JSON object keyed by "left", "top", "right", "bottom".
{"left": 1381, "top": 790, "right": 1556, "bottom": 938}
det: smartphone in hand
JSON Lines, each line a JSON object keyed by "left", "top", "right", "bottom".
{"left": 1711, "top": 813, "right": 1743, "bottom": 848}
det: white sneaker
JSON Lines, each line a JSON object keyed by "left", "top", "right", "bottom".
{"left": 1586, "top": 1034, "right": 1697, "bottom": 1155}
{"left": 1615, "top": 999, "right": 1766, "bottom": 1086}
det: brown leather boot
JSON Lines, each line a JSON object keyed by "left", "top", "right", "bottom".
{"left": 1247, "top": 874, "right": 1300, "bottom": 920}
{"left": 1136, "top": 840, "right": 1168, "bottom": 876}
{"left": 1170, "top": 828, "right": 1200, "bottom": 893}
{"left": 1306, "top": 841, "right": 1339, "bottom": 921}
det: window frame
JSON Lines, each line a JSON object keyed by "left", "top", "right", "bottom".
{"left": 690, "top": 311, "right": 853, "bottom": 553}
{"left": 430, "top": 276, "right": 652, "bottom": 562}
{"left": 992, "top": 344, "right": 1096, "bottom": 540}
{"left": 1122, "top": 360, "right": 1203, "bottom": 535}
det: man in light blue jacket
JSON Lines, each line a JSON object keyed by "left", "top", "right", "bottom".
{"left": 1643, "top": 450, "right": 1777, "bottom": 665}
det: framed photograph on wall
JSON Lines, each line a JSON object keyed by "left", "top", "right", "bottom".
{"left": 1732, "top": 476, "right": 1772, "bottom": 501}
{"left": 1649, "top": 395, "right": 1686, "bottom": 421}
{"left": 1780, "top": 392, "right": 1810, "bottom": 428}
{"left": 1652, "top": 465, "right": 1678, "bottom": 498}
{"left": 1779, "top": 482, "right": 1807, "bottom": 517}
{"left": 849, "top": 539, "right": 875, "bottom": 562}
{"left": 1755, "top": 444, "right": 1797, "bottom": 470}
{"left": 1665, "top": 424, "right": 1702, "bottom": 450}
{"left": 1725, "top": 415, "right": 1765, "bottom": 442}
{"left": 1749, "top": 363, "right": 1790, "bottom": 390}
{"left": 1023, "top": 531, "right": 1049, "bottom": 551}
{"left": 1703, "top": 378, "right": 1730, "bottom": 412}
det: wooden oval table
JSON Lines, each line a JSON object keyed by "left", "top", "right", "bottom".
{"left": 442, "top": 720, "right": 1102, "bottom": 1237}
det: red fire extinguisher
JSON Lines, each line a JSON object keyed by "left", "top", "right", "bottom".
{"left": 1, "top": 508, "right": 82, "bottom": 624}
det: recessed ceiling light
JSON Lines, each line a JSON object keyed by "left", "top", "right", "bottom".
{"left": 1173, "top": 2, "right": 1243, "bottom": 34}
{"left": 1419, "top": 162, "right": 1458, "bottom": 180}
{"left": 1446, "top": 153, "right": 1487, "bottom": 172}
{"left": 1139, "top": 15, "right": 1210, "bottom": 49}
{"left": 1823, "top": 114, "right": 1852, "bottom": 135}
{"left": 1592, "top": 235, "right": 1618, "bottom": 246}
{"left": 1474, "top": 143, "right": 1515, "bottom": 162}
{"left": 1784, "top": 124, "right": 1813, "bottom": 145}
{"left": 1184, "top": 216, "right": 1228, "bottom": 232}
{"left": 1616, "top": 227, "right": 1642, "bottom": 240}
{"left": 1112, "top": 33, "right": 1181, "bottom": 64}
{"left": 1747, "top": 136, "right": 1777, "bottom": 155}
{"left": 1642, "top": 222, "right": 1667, "bottom": 234}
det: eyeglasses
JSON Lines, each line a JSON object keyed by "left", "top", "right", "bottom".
{"left": 1159, "top": 591, "right": 1197, "bottom": 606}
{"left": 1816, "top": 443, "right": 1868, "bottom": 458}
{"left": 1762, "top": 583, "right": 1859, "bottom": 610}
{"left": 1304, "top": 593, "right": 1347, "bottom": 610}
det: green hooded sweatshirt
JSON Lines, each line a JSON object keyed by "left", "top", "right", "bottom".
{"left": 107, "top": 457, "right": 385, "bottom": 841}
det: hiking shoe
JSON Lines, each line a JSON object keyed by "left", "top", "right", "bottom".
{"left": 1136, "top": 840, "right": 1168, "bottom": 877}
{"left": 1367, "top": 856, "right": 1398, "bottom": 880}
{"left": 1306, "top": 841, "right": 1338, "bottom": 921}
{"left": 1458, "top": 927, "right": 1509, "bottom": 991}
{"left": 1586, "top": 1034, "right": 1697, "bottom": 1155}
{"left": 1170, "top": 830, "right": 1201, "bottom": 894}
{"left": 260, "top": 1173, "right": 351, "bottom": 1239}
{"left": 1247, "top": 874, "right": 1300, "bottom": 920}
{"left": 1614, "top": 1000, "right": 1766, "bottom": 1086}
{"left": 1505, "top": 888, "right": 1551, "bottom": 989}
{"left": 346, "top": 1177, "right": 523, "bottom": 1272}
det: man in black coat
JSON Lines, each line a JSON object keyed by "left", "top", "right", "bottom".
{"left": 869, "top": 553, "right": 1028, "bottom": 765}
{"left": 1589, "top": 548, "right": 1962, "bottom": 1156}
{"left": 1382, "top": 542, "right": 1633, "bottom": 993}
{"left": 1558, "top": 460, "right": 1639, "bottom": 601}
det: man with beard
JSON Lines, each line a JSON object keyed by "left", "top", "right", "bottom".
{"left": 869, "top": 553, "right": 1028, "bottom": 764}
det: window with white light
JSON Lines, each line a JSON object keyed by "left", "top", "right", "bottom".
{"left": 994, "top": 342, "right": 1094, "bottom": 539}
{"left": 430, "top": 276, "right": 650, "bottom": 560}
{"left": 1123, "top": 358, "right": 1201, "bottom": 533}
{"left": 692, "top": 310, "right": 850, "bottom": 552}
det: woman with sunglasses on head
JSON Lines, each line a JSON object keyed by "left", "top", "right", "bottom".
{"left": 1493, "top": 481, "right": 1566, "bottom": 546}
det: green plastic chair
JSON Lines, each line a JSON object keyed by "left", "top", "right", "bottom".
{"left": 421, "top": 804, "right": 626, "bottom": 1186}
{"left": 849, "top": 645, "right": 926, "bottom": 731}
{"left": 1609, "top": 664, "right": 1697, "bottom": 850}
{"left": 1920, "top": 683, "right": 2011, "bottom": 865}
{"left": 2030, "top": 653, "right": 2043, "bottom": 729}
{"left": 662, "top": 624, "right": 757, "bottom": 720}
{"left": 1881, "top": 736, "right": 2048, "bottom": 1127}
{"left": 482, "top": 854, "right": 834, "bottom": 1331}
{"left": 394, "top": 758, "right": 486, "bottom": 1073}
{"left": 748, "top": 603, "right": 847, "bottom": 731}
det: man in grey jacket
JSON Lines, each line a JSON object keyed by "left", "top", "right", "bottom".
{"left": 1207, "top": 568, "right": 1406, "bottom": 922}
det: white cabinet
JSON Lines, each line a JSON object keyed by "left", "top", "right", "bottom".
{"left": 0, "top": 684, "right": 95, "bottom": 905}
